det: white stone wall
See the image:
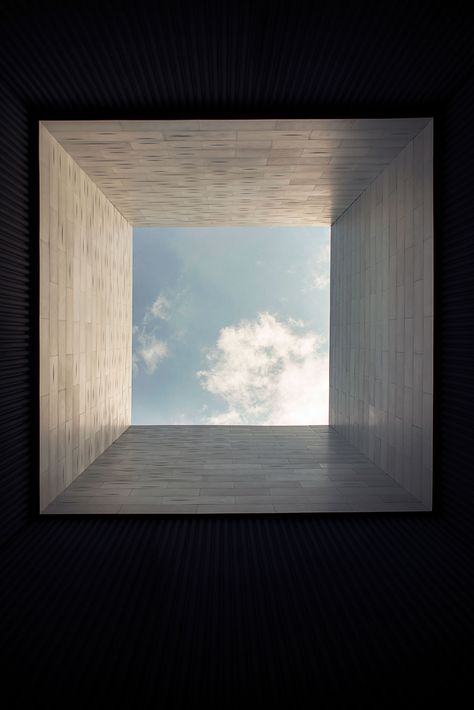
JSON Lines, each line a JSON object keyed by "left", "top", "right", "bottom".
{"left": 43, "top": 118, "right": 430, "bottom": 227}
{"left": 329, "top": 120, "right": 433, "bottom": 507}
{"left": 39, "top": 124, "right": 132, "bottom": 511}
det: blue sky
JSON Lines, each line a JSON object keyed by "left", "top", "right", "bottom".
{"left": 132, "top": 227, "right": 330, "bottom": 425}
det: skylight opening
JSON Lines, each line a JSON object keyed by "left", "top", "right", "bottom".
{"left": 132, "top": 226, "right": 330, "bottom": 425}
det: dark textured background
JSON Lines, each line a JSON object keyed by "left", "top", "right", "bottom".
{"left": 1, "top": 1, "right": 473, "bottom": 703}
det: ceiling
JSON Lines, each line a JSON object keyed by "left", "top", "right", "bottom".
{"left": 44, "top": 118, "right": 431, "bottom": 226}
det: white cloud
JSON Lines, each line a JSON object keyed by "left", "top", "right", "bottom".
{"left": 135, "top": 332, "right": 168, "bottom": 374}
{"left": 197, "top": 312, "right": 328, "bottom": 425}
{"left": 148, "top": 294, "right": 171, "bottom": 321}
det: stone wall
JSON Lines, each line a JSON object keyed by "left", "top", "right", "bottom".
{"left": 329, "top": 120, "right": 433, "bottom": 506}
{"left": 39, "top": 124, "right": 132, "bottom": 510}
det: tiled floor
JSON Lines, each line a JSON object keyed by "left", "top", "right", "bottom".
{"left": 43, "top": 425, "right": 428, "bottom": 514}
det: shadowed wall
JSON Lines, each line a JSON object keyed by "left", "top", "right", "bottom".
{"left": 330, "top": 121, "right": 433, "bottom": 506}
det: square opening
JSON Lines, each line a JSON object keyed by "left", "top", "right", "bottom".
{"left": 132, "top": 226, "right": 330, "bottom": 425}
{"left": 39, "top": 118, "right": 433, "bottom": 515}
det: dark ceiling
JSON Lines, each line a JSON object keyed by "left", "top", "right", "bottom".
{"left": 0, "top": 0, "right": 473, "bottom": 114}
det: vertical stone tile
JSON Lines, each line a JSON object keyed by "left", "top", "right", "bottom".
{"left": 404, "top": 246, "right": 414, "bottom": 318}
{"left": 40, "top": 162, "right": 50, "bottom": 242}
{"left": 423, "top": 237, "right": 433, "bottom": 317}
{"left": 58, "top": 392, "right": 66, "bottom": 465}
{"left": 396, "top": 247, "right": 404, "bottom": 286}
{"left": 49, "top": 209, "right": 59, "bottom": 284}
{"left": 396, "top": 286, "right": 404, "bottom": 352}
{"left": 404, "top": 178, "right": 414, "bottom": 249}
{"left": 395, "top": 344, "right": 404, "bottom": 397}
{"left": 49, "top": 142, "right": 58, "bottom": 211}
{"left": 40, "top": 318, "right": 49, "bottom": 396}
{"left": 40, "top": 395, "right": 49, "bottom": 473}
{"left": 413, "top": 134, "right": 424, "bottom": 209}
{"left": 414, "top": 204, "right": 423, "bottom": 246}
{"left": 414, "top": 240, "right": 423, "bottom": 282}
{"left": 66, "top": 288, "right": 73, "bottom": 354}
{"left": 414, "top": 279, "right": 423, "bottom": 354}
{"left": 404, "top": 318, "right": 414, "bottom": 389}
{"left": 48, "top": 428, "right": 58, "bottom": 499}
{"left": 49, "top": 356, "right": 58, "bottom": 431}
{"left": 65, "top": 358, "right": 73, "bottom": 422}
{"left": 58, "top": 249, "right": 66, "bottom": 321}
{"left": 423, "top": 316, "right": 433, "bottom": 394}
{"left": 413, "top": 352, "right": 423, "bottom": 393}
{"left": 40, "top": 241, "right": 50, "bottom": 319}
{"left": 413, "top": 354, "right": 423, "bottom": 429}
{"left": 49, "top": 282, "right": 58, "bottom": 356}
{"left": 403, "top": 387, "right": 413, "bottom": 457}
{"left": 65, "top": 420, "right": 73, "bottom": 486}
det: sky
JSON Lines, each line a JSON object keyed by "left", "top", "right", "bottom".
{"left": 132, "top": 226, "right": 330, "bottom": 425}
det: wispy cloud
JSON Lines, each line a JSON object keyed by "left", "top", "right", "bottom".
{"left": 307, "top": 243, "right": 330, "bottom": 290}
{"left": 147, "top": 294, "right": 171, "bottom": 321}
{"left": 197, "top": 312, "right": 328, "bottom": 425}
{"left": 135, "top": 332, "right": 168, "bottom": 374}
{"left": 133, "top": 287, "right": 192, "bottom": 375}
{"left": 133, "top": 290, "right": 174, "bottom": 375}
